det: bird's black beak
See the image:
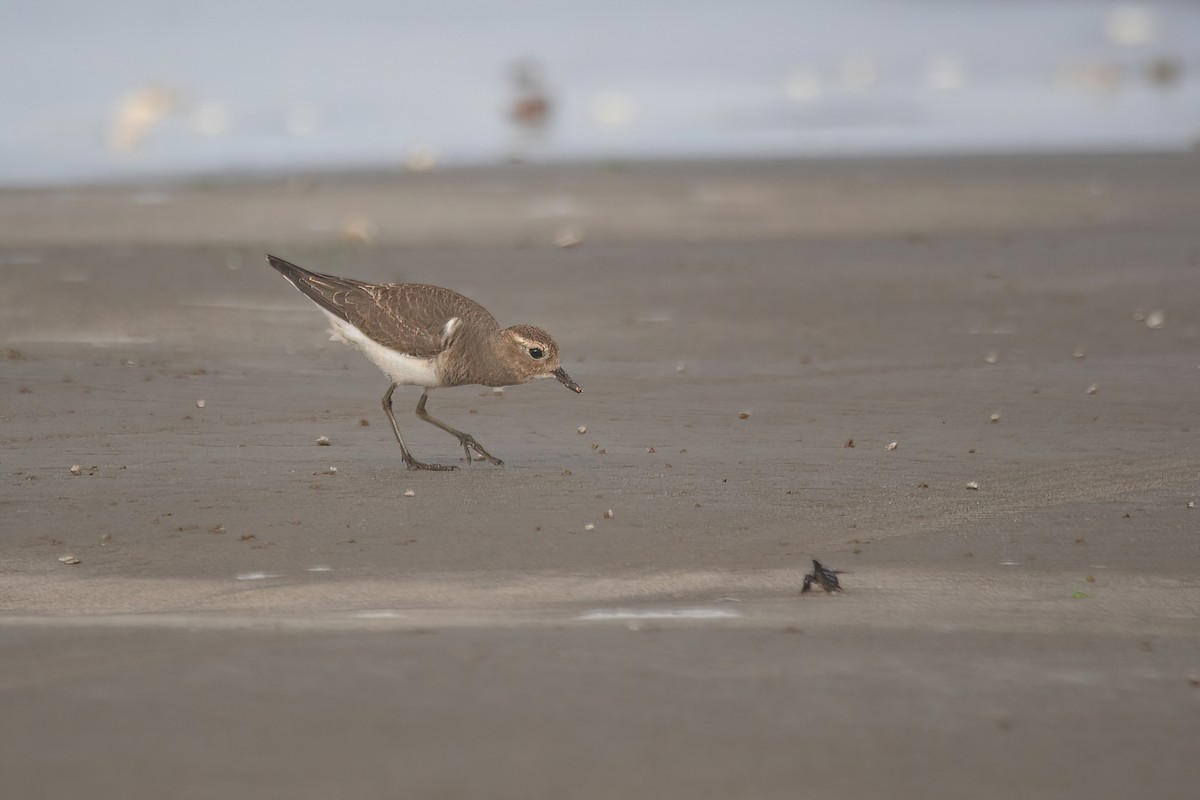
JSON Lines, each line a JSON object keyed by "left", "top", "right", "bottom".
{"left": 554, "top": 367, "right": 582, "bottom": 393}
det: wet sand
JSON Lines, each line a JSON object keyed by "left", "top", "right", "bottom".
{"left": 2, "top": 154, "right": 1200, "bottom": 798}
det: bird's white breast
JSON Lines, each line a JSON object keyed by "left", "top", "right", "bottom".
{"left": 321, "top": 311, "right": 441, "bottom": 388}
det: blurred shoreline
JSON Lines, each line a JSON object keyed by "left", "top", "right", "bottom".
{"left": 2, "top": 151, "right": 1197, "bottom": 251}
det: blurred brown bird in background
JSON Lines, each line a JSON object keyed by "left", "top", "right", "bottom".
{"left": 508, "top": 59, "right": 552, "bottom": 162}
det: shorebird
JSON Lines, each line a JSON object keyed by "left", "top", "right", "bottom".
{"left": 267, "top": 255, "right": 581, "bottom": 470}
{"left": 507, "top": 59, "right": 552, "bottom": 162}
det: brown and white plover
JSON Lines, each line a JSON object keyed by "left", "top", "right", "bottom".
{"left": 267, "top": 255, "right": 581, "bottom": 470}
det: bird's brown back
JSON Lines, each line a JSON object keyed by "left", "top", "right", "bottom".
{"left": 268, "top": 255, "right": 500, "bottom": 357}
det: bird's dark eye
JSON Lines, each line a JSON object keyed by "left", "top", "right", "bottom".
{"left": 528, "top": 347, "right": 545, "bottom": 360}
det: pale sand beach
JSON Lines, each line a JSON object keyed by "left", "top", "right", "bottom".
{"left": 2, "top": 155, "right": 1199, "bottom": 798}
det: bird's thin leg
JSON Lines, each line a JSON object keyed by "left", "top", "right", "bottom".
{"left": 382, "top": 384, "right": 457, "bottom": 471}
{"left": 415, "top": 391, "right": 504, "bottom": 466}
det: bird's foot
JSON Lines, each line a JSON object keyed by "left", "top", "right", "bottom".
{"left": 403, "top": 457, "right": 459, "bottom": 472}
{"left": 458, "top": 434, "right": 504, "bottom": 466}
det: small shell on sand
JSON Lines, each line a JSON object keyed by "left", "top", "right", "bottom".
{"left": 603, "top": 509, "right": 614, "bottom": 519}
{"left": 966, "top": 481, "right": 980, "bottom": 490}
{"left": 584, "top": 523, "right": 595, "bottom": 531}
{"left": 554, "top": 225, "right": 585, "bottom": 249}
{"left": 984, "top": 351, "right": 999, "bottom": 364}
{"left": 886, "top": 441, "right": 898, "bottom": 451}
{"left": 317, "top": 436, "right": 331, "bottom": 446}
{"left": 59, "top": 555, "right": 80, "bottom": 565}
{"left": 341, "top": 217, "right": 377, "bottom": 243}
{"left": 577, "top": 426, "right": 588, "bottom": 434}
{"left": 738, "top": 411, "right": 751, "bottom": 419}
{"left": 1145, "top": 310, "right": 1165, "bottom": 329}
{"left": 69, "top": 465, "right": 82, "bottom": 476}
{"left": 1086, "top": 384, "right": 1098, "bottom": 395}
{"left": 990, "top": 413, "right": 1001, "bottom": 423}
{"left": 403, "top": 489, "right": 415, "bottom": 497}
{"left": 196, "top": 399, "right": 206, "bottom": 408}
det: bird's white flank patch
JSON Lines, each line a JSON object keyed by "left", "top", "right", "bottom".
{"left": 321, "top": 310, "right": 440, "bottom": 387}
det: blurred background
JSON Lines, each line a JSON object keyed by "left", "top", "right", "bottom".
{"left": 3, "top": 0, "right": 1199, "bottom": 186}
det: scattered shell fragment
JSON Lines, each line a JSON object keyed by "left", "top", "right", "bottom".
{"left": 208, "top": 524, "right": 225, "bottom": 534}
{"left": 403, "top": 489, "right": 415, "bottom": 497}
{"left": 844, "top": 439, "right": 855, "bottom": 448}
{"left": 584, "top": 523, "right": 595, "bottom": 531}
{"left": 328, "top": 466, "right": 337, "bottom": 474}
{"left": 738, "top": 411, "right": 751, "bottom": 419}
{"left": 235, "top": 572, "right": 279, "bottom": 581}
{"left": 196, "top": 399, "right": 206, "bottom": 408}
{"left": 69, "top": 465, "right": 82, "bottom": 476}
{"left": 59, "top": 555, "right": 80, "bottom": 565}
{"left": 1073, "top": 347, "right": 1087, "bottom": 359}
{"left": 316, "top": 436, "right": 331, "bottom": 446}
{"left": 553, "top": 224, "right": 586, "bottom": 249}
{"left": 1145, "top": 310, "right": 1165, "bottom": 329}
{"left": 577, "top": 425, "right": 588, "bottom": 434}
{"left": 675, "top": 362, "right": 687, "bottom": 373}
{"left": 1187, "top": 501, "right": 1195, "bottom": 509}
{"left": 966, "top": 481, "right": 980, "bottom": 490}
{"left": 591, "top": 442, "right": 600, "bottom": 450}
{"left": 646, "top": 447, "right": 656, "bottom": 454}
{"left": 1086, "top": 384, "right": 1098, "bottom": 395}
{"left": 341, "top": 217, "right": 377, "bottom": 244}
{"left": 990, "top": 413, "right": 1001, "bottom": 423}
{"left": 984, "top": 351, "right": 999, "bottom": 364}
{"left": 492, "top": 387, "right": 505, "bottom": 396}
{"left": 603, "top": 509, "right": 614, "bottom": 519}
{"left": 886, "top": 441, "right": 898, "bottom": 451}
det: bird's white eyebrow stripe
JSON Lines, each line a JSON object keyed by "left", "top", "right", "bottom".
{"left": 512, "top": 334, "right": 546, "bottom": 348}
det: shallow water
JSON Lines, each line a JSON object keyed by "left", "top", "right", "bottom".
{"left": 4, "top": 0, "right": 1199, "bottom": 185}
